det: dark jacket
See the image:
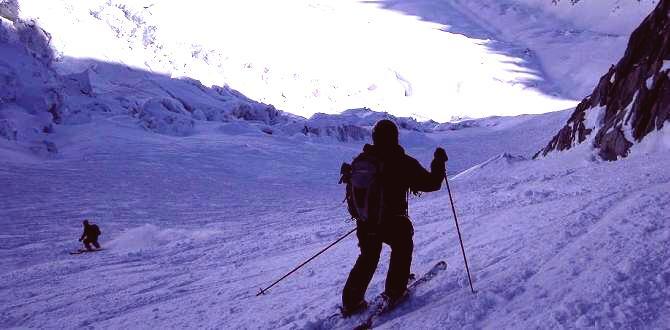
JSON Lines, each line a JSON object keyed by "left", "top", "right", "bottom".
{"left": 80, "top": 224, "right": 100, "bottom": 241}
{"left": 354, "top": 144, "right": 445, "bottom": 218}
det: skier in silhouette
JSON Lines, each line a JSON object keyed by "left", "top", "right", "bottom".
{"left": 341, "top": 119, "right": 447, "bottom": 315}
{"left": 79, "top": 220, "right": 102, "bottom": 251}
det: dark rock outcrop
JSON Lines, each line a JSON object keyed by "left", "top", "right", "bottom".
{"left": 536, "top": 0, "right": 670, "bottom": 160}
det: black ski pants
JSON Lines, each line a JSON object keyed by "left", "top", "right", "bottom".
{"left": 342, "top": 215, "right": 414, "bottom": 308}
{"left": 83, "top": 237, "right": 100, "bottom": 250}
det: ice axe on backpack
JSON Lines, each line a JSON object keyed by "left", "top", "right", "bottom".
{"left": 444, "top": 172, "right": 476, "bottom": 294}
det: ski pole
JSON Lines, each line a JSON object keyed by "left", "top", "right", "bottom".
{"left": 445, "top": 174, "right": 476, "bottom": 294}
{"left": 257, "top": 227, "right": 357, "bottom": 296}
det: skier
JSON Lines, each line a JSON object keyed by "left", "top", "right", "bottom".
{"left": 341, "top": 119, "right": 447, "bottom": 316}
{"left": 79, "top": 220, "right": 102, "bottom": 251}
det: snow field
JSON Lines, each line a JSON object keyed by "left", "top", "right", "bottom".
{"left": 1, "top": 113, "right": 669, "bottom": 329}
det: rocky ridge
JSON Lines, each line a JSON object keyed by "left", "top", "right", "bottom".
{"left": 536, "top": 0, "right": 670, "bottom": 160}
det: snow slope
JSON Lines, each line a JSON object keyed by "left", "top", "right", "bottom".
{"left": 2, "top": 107, "right": 669, "bottom": 329}
{"left": 510, "top": 0, "right": 658, "bottom": 35}
{"left": 372, "top": 0, "right": 658, "bottom": 102}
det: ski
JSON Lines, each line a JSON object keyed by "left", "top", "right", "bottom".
{"left": 69, "top": 248, "right": 104, "bottom": 255}
{"left": 353, "top": 260, "right": 447, "bottom": 330}
{"left": 318, "top": 260, "right": 446, "bottom": 329}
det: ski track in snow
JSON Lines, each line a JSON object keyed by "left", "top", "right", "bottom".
{"left": 1, "top": 114, "right": 669, "bottom": 329}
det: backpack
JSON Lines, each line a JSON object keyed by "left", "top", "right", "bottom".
{"left": 91, "top": 224, "right": 101, "bottom": 236}
{"left": 340, "top": 154, "right": 384, "bottom": 225}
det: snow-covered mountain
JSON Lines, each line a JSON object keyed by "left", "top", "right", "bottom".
{"left": 537, "top": 0, "right": 670, "bottom": 160}
{"left": 4, "top": 0, "right": 656, "bottom": 121}
{"left": 0, "top": 13, "right": 437, "bottom": 155}
{"left": 0, "top": 0, "right": 661, "bottom": 158}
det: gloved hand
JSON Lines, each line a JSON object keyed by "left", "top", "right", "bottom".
{"left": 434, "top": 147, "right": 448, "bottom": 162}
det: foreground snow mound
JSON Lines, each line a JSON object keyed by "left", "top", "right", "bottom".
{"left": 537, "top": 0, "right": 670, "bottom": 160}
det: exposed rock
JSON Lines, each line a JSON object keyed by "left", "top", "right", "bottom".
{"left": 536, "top": 0, "right": 670, "bottom": 160}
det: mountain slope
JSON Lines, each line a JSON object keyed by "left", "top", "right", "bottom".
{"left": 1, "top": 112, "right": 668, "bottom": 329}
{"left": 537, "top": 0, "right": 670, "bottom": 160}
{"left": 8, "top": 0, "right": 620, "bottom": 120}
{"left": 379, "top": 0, "right": 657, "bottom": 102}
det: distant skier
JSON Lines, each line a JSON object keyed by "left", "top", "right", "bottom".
{"left": 340, "top": 119, "right": 447, "bottom": 316}
{"left": 79, "top": 220, "right": 102, "bottom": 251}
